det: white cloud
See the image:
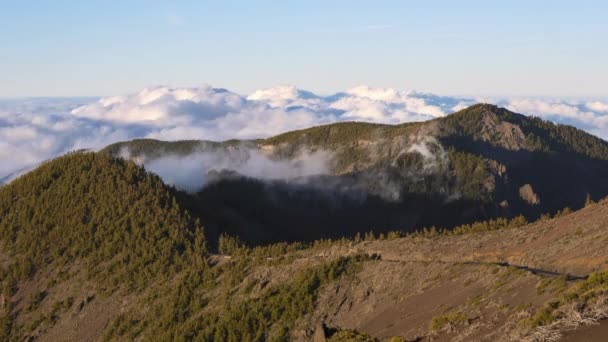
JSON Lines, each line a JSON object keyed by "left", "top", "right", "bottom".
{"left": 505, "top": 99, "right": 584, "bottom": 118}
{"left": 499, "top": 98, "right": 608, "bottom": 135}
{"left": 136, "top": 148, "right": 331, "bottom": 192}
{"left": 1, "top": 85, "right": 608, "bottom": 183}
{"left": 248, "top": 85, "right": 302, "bottom": 105}
{"left": 347, "top": 85, "right": 401, "bottom": 102}
{"left": 71, "top": 85, "right": 246, "bottom": 125}
{"left": 586, "top": 101, "right": 608, "bottom": 113}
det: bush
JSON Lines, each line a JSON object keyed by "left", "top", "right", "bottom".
{"left": 429, "top": 312, "right": 467, "bottom": 332}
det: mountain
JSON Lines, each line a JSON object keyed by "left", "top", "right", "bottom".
{"left": 103, "top": 104, "right": 608, "bottom": 244}
{"left": 0, "top": 153, "right": 208, "bottom": 340}
{"left": 1, "top": 149, "right": 608, "bottom": 341}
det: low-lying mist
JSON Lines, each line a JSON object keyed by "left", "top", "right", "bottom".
{"left": 119, "top": 146, "right": 333, "bottom": 193}
{"left": 113, "top": 137, "right": 495, "bottom": 244}
{"left": 117, "top": 134, "right": 460, "bottom": 206}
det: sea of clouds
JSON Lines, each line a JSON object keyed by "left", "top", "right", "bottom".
{"left": 1, "top": 84, "right": 608, "bottom": 182}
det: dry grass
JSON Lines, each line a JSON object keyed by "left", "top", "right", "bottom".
{"left": 429, "top": 311, "right": 467, "bottom": 333}
{"left": 524, "top": 295, "right": 608, "bottom": 342}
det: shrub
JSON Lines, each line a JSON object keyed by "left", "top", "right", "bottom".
{"left": 429, "top": 312, "right": 467, "bottom": 332}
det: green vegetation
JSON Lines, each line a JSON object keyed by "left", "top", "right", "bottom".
{"left": 0, "top": 149, "right": 558, "bottom": 341}
{"left": 102, "top": 139, "right": 248, "bottom": 160}
{"left": 410, "top": 215, "right": 528, "bottom": 238}
{"left": 442, "top": 103, "right": 608, "bottom": 160}
{"left": 262, "top": 121, "right": 401, "bottom": 147}
{"left": 449, "top": 149, "right": 491, "bottom": 200}
{"left": 26, "top": 290, "right": 47, "bottom": 312}
{"left": 0, "top": 151, "right": 369, "bottom": 340}
{"left": 0, "top": 152, "right": 207, "bottom": 289}
{"left": 2, "top": 103, "right": 608, "bottom": 340}
{"left": 104, "top": 103, "right": 608, "bottom": 237}
{"left": 264, "top": 103, "right": 608, "bottom": 163}
{"left": 104, "top": 255, "right": 368, "bottom": 341}
{"left": 306, "top": 212, "right": 532, "bottom": 248}
{"left": 0, "top": 152, "right": 209, "bottom": 340}
{"left": 387, "top": 337, "right": 407, "bottom": 342}
{"left": 536, "top": 276, "right": 568, "bottom": 295}
{"left": 327, "top": 328, "right": 378, "bottom": 342}
{"left": 509, "top": 113, "right": 608, "bottom": 160}
{"left": 526, "top": 270, "right": 608, "bottom": 328}
{"left": 429, "top": 311, "right": 467, "bottom": 332}
{"left": 0, "top": 314, "right": 12, "bottom": 341}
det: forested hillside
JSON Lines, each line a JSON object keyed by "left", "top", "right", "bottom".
{"left": 1, "top": 150, "right": 608, "bottom": 341}
{"left": 0, "top": 153, "right": 375, "bottom": 341}
{"left": 0, "top": 153, "right": 209, "bottom": 340}
{"left": 104, "top": 104, "right": 608, "bottom": 245}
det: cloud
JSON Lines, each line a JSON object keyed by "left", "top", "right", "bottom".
{"left": 500, "top": 98, "right": 608, "bottom": 136}
{"left": 1, "top": 84, "right": 608, "bottom": 184}
{"left": 405, "top": 136, "right": 448, "bottom": 174}
{"left": 123, "top": 147, "right": 332, "bottom": 193}
{"left": 586, "top": 101, "right": 608, "bottom": 113}
{"left": 329, "top": 85, "right": 456, "bottom": 123}
{"left": 71, "top": 85, "right": 246, "bottom": 125}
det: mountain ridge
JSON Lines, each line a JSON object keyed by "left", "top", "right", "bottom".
{"left": 101, "top": 104, "right": 608, "bottom": 245}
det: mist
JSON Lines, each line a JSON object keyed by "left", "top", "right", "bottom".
{"left": 117, "top": 133, "right": 457, "bottom": 204}
{"left": 120, "top": 147, "right": 333, "bottom": 193}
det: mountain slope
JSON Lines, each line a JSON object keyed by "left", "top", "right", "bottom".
{"left": 1, "top": 151, "right": 608, "bottom": 341}
{"left": 103, "top": 104, "right": 608, "bottom": 244}
{"left": 0, "top": 153, "right": 208, "bottom": 340}
{"left": 301, "top": 198, "right": 608, "bottom": 341}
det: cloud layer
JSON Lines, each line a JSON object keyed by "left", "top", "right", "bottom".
{"left": 121, "top": 146, "right": 332, "bottom": 193}
{"left": 1, "top": 84, "right": 608, "bottom": 182}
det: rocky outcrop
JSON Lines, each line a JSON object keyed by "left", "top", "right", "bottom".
{"left": 313, "top": 323, "right": 327, "bottom": 342}
{"left": 480, "top": 111, "right": 527, "bottom": 150}
{"left": 519, "top": 184, "right": 540, "bottom": 205}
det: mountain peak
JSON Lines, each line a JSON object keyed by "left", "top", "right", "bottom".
{"left": 449, "top": 103, "right": 507, "bottom": 117}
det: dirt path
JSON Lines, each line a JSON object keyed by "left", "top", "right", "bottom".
{"left": 377, "top": 257, "right": 589, "bottom": 280}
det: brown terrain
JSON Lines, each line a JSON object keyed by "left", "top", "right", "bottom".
{"left": 296, "top": 197, "right": 608, "bottom": 341}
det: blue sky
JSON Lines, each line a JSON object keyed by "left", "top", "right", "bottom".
{"left": 1, "top": 0, "right": 607, "bottom": 97}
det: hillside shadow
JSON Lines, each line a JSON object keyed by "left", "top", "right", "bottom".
{"left": 181, "top": 138, "right": 608, "bottom": 248}
{"left": 185, "top": 175, "right": 495, "bottom": 247}
{"left": 441, "top": 136, "right": 608, "bottom": 218}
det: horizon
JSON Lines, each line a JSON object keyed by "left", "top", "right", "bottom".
{"left": 1, "top": 82, "right": 607, "bottom": 105}
{"left": 2, "top": 86, "right": 608, "bottom": 102}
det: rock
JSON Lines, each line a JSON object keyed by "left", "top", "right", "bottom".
{"left": 313, "top": 323, "right": 327, "bottom": 342}
{"left": 519, "top": 184, "right": 540, "bottom": 205}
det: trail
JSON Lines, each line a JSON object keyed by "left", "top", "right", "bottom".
{"left": 209, "top": 251, "right": 590, "bottom": 281}
{"left": 375, "top": 256, "right": 588, "bottom": 280}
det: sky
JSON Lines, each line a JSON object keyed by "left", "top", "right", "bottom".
{"left": 2, "top": 0, "right": 607, "bottom": 97}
